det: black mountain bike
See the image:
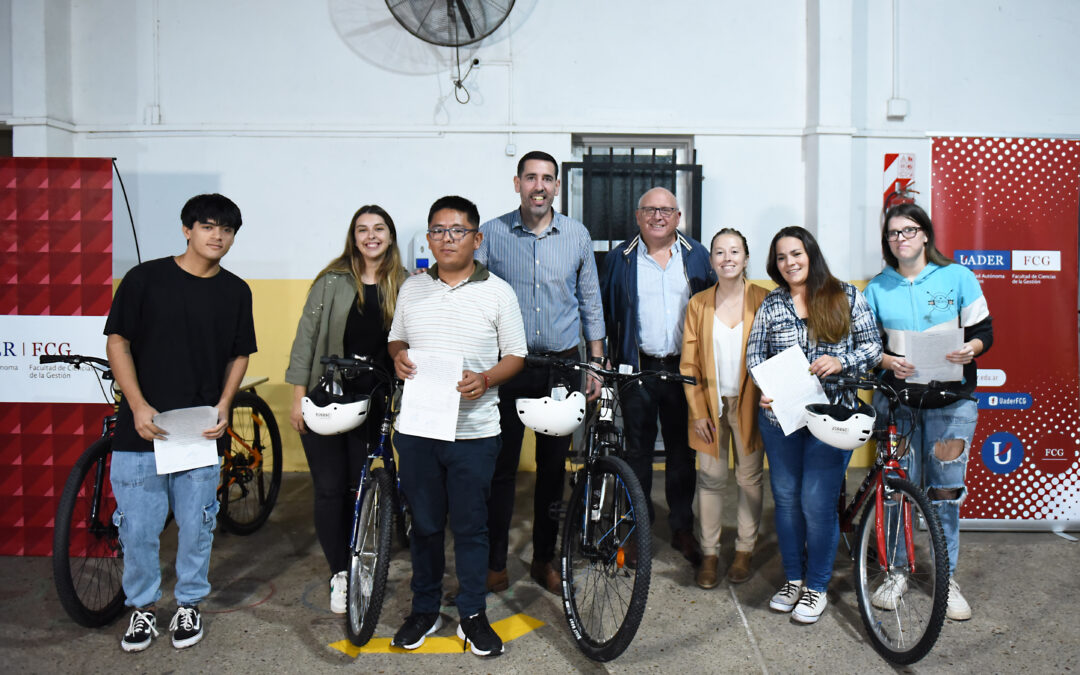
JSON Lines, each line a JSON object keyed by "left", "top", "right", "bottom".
{"left": 45, "top": 353, "right": 282, "bottom": 628}
{"left": 519, "top": 354, "right": 695, "bottom": 662}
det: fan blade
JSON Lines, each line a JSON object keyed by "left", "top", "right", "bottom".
{"left": 455, "top": 0, "right": 476, "bottom": 38}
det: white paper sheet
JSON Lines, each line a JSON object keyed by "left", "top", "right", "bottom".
{"left": 905, "top": 327, "right": 964, "bottom": 384}
{"left": 152, "top": 406, "right": 220, "bottom": 475}
{"left": 749, "top": 345, "right": 829, "bottom": 435}
{"left": 396, "top": 349, "right": 464, "bottom": 442}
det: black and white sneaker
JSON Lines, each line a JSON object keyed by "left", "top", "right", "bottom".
{"left": 169, "top": 605, "right": 204, "bottom": 649}
{"left": 392, "top": 612, "right": 443, "bottom": 650}
{"left": 121, "top": 608, "right": 159, "bottom": 652}
{"left": 457, "top": 610, "right": 504, "bottom": 657}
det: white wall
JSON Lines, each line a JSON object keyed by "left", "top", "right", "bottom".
{"left": 4, "top": 0, "right": 1078, "bottom": 281}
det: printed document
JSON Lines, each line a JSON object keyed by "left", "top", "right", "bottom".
{"left": 397, "top": 349, "right": 464, "bottom": 441}
{"left": 749, "top": 345, "right": 828, "bottom": 435}
{"left": 152, "top": 406, "right": 220, "bottom": 475}
{"left": 905, "top": 326, "right": 963, "bottom": 384}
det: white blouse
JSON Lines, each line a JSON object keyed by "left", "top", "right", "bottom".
{"left": 713, "top": 316, "right": 743, "bottom": 399}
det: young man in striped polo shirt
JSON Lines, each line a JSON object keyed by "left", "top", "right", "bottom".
{"left": 388, "top": 195, "right": 527, "bottom": 657}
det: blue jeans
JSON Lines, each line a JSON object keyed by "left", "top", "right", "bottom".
{"left": 110, "top": 451, "right": 220, "bottom": 608}
{"left": 394, "top": 433, "right": 500, "bottom": 617}
{"left": 873, "top": 394, "right": 977, "bottom": 575}
{"left": 759, "top": 412, "right": 852, "bottom": 592}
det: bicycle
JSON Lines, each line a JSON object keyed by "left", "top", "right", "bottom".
{"left": 810, "top": 373, "right": 965, "bottom": 665}
{"left": 45, "top": 353, "right": 282, "bottom": 628}
{"left": 516, "top": 354, "right": 696, "bottom": 662}
{"left": 305, "top": 355, "right": 411, "bottom": 647}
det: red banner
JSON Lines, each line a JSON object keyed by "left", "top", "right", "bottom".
{"left": 0, "top": 157, "right": 114, "bottom": 555}
{"left": 931, "top": 137, "right": 1080, "bottom": 526}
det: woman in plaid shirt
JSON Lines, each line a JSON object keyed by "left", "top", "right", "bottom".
{"left": 746, "top": 226, "right": 882, "bottom": 625}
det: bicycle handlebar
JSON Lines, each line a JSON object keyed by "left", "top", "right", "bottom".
{"left": 820, "top": 373, "right": 976, "bottom": 405}
{"left": 524, "top": 354, "right": 697, "bottom": 386}
{"left": 39, "top": 354, "right": 111, "bottom": 369}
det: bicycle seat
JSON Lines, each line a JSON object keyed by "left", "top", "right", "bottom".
{"left": 805, "top": 401, "right": 876, "bottom": 451}
{"left": 516, "top": 391, "right": 587, "bottom": 437}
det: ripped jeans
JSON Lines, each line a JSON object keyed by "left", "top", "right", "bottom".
{"left": 873, "top": 394, "right": 978, "bottom": 575}
{"left": 111, "top": 451, "right": 220, "bottom": 608}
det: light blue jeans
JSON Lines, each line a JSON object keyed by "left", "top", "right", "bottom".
{"left": 873, "top": 394, "right": 977, "bottom": 575}
{"left": 110, "top": 451, "right": 220, "bottom": 608}
{"left": 759, "top": 412, "right": 853, "bottom": 592}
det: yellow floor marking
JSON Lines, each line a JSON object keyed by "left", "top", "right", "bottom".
{"left": 329, "top": 612, "right": 545, "bottom": 656}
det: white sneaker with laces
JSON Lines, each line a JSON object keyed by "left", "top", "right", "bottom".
{"left": 871, "top": 572, "right": 909, "bottom": 610}
{"left": 330, "top": 571, "right": 348, "bottom": 614}
{"left": 946, "top": 577, "right": 972, "bottom": 620}
{"left": 792, "top": 588, "right": 828, "bottom": 624}
{"left": 769, "top": 580, "right": 803, "bottom": 612}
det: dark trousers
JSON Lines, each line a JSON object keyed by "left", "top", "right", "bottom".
{"left": 395, "top": 432, "right": 500, "bottom": 617}
{"left": 300, "top": 393, "right": 385, "bottom": 575}
{"left": 487, "top": 353, "right": 577, "bottom": 570}
{"left": 621, "top": 354, "right": 696, "bottom": 534}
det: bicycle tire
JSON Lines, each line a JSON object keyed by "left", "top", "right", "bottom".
{"left": 560, "top": 455, "right": 651, "bottom": 662}
{"left": 346, "top": 467, "right": 394, "bottom": 646}
{"left": 853, "top": 475, "right": 949, "bottom": 665}
{"left": 52, "top": 438, "right": 126, "bottom": 627}
{"left": 218, "top": 391, "right": 283, "bottom": 535}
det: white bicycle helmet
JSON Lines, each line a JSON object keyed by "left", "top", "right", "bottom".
{"left": 516, "top": 391, "right": 587, "bottom": 437}
{"left": 302, "top": 381, "right": 370, "bottom": 435}
{"left": 805, "top": 400, "right": 876, "bottom": 451}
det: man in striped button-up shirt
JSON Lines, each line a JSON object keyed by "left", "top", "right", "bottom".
{"left": 476, "top": 150, "right": 606, "bottom": 595}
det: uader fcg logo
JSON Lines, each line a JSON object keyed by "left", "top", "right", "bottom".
{"left": 981, "top": 431, "right": 1024, "bottom": 474}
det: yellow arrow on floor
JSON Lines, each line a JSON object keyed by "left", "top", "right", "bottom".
{"left": 329, "top": 612, "right": 545, "bottom": 656}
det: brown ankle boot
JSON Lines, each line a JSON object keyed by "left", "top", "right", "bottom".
{"left": 727, "top": 550, "right": 752, "bottom": 584}
{"left": 696, "top": 555, "right": 720, "bottom": 589}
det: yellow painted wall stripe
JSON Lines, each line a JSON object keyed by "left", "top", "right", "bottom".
{"left": 328, "top": 612, "right": 545, "bottom": 656}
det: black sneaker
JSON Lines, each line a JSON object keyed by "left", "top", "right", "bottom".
{"left": 456, "top": 610, "right": 504, "bottom": 657}
{"left": 392, "top": 612, "right": 443, "bottom": 650}
{"left": 169, "top": 605, "right": 204, "bottom": 649}
{"left": 121, "top": 608, "right": 159, "bottom": 652}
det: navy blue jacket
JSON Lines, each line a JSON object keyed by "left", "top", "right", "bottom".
{"left": 601, "top": 232, "right": 715, "bottom": 369}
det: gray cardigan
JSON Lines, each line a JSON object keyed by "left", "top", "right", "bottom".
{"left": 285, "top": 271, "right": 360, "bottom": 391}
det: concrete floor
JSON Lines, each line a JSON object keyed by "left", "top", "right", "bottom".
{"left": 2, "top": 471, "right": 1079, "bottom": 674}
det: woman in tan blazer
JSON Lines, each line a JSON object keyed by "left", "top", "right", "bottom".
{"left": 680, "top": 228, "right": 769, "bottom": 589}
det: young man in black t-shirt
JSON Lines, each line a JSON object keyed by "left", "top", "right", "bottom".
{"left": 104, "top": 193, "right": 256, "bottom": 652}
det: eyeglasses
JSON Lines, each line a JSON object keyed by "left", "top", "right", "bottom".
{"left": 427, "top": 226, "right": 478, "bottom": 241}
{"left": 638, "top": 206, "right": 678, "bottom": 218}
{"left": 885, "top": 226, "right": 922, "bottom": 242}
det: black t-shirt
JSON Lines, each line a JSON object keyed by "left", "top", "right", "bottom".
{"left": 104, "top": 256, "right": 257, "bottom": 452}
{"left": 342, "top": 284, "right": 391, "bottom": 395}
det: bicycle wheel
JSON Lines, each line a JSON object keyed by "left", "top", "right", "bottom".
{"left": 560, "top": 455, "right": 651, "bottom": 662}
{"left": 853, "top": 475, "right": 949, "bottom": 665}
{"left": 52, "top": 438, "right": 126, "bottom": 627}
{"left": 218, "top": 391, "right": 283, "bottom": 535}
{"left": 346, "top": 467, "right": 394, "bottom": 646}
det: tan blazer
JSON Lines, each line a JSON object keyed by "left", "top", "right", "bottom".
{"left": 680, "top": 281, "right": 769, "bottom": 458}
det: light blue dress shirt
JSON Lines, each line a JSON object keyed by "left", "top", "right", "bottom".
{"left": 636, "top": 240, "right": 690, "bottom": 357}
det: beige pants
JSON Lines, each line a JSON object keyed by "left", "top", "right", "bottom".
{"left": 697, "top": 396, "right": 764, "bottom": 556}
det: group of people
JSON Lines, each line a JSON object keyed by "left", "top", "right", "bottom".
{"left": 102, "top": 150, "right": 991, "bottom": 658}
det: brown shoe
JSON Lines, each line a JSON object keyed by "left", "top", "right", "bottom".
{"left": 671, "top": 529, "right": 704, "bottom": 568}
{"left": 696, "top": 555, "right": 720, "bottom": 589}
{"left": 529, "top": 559, "right": 561, "bottom": 594}
{"left": 727, "top": 550, "right": 753, "bottom": 584}
{"left": 486, "top": 568, "right": 509, "bottom": 593}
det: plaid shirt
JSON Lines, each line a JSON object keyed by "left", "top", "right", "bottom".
{"left": 746, "top": 282, "right": 882, "bottom": 428}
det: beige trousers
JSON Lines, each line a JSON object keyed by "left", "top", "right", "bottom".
{"left": 697, "top": 396, "right": 765, "bottom": 556}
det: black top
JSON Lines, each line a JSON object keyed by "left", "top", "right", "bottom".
{"left": 342, "top": 284, "right": 391, "bottom": 396}
{"left": 104, "top": 257, "right": 257, "bottom": 452}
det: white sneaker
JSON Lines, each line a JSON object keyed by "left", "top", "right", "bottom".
{"left": 792, "top": 588, "right": 828, "bottom": 624}
{"left": 871, "top": 572, "right": 909, "bottom": 610}
{"left": 946, "top": 577, "right": 972, "bottom": 620}
{"left": 330, "top": 571, "right": 347, "bottom": 614}
{"left": 769, "top": 580, "right": 803, "bottom": 612}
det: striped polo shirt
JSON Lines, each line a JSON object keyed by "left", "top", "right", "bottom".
{"left": 388, "top": 262, "right": 528, "bottom": 440}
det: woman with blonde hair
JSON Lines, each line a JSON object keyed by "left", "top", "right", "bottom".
{"left": 285, "top": 205, "right": 406, "bottom": 614}
{"left": 680, "top": 228, "right": 769, "bottom": 588}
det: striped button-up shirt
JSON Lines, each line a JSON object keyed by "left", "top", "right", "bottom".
{"left": 476, "top": 209, "right": 605, "bottom": 352}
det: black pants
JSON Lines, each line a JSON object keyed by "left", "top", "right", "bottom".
{"left": 487, "top": 351, "right": 578, "bottom": 570}
{"left": 300, "top": 392, "right": 385, "bottom": 575}
{"left": 621, "top": 354, "right": 696, "bottom": 534}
